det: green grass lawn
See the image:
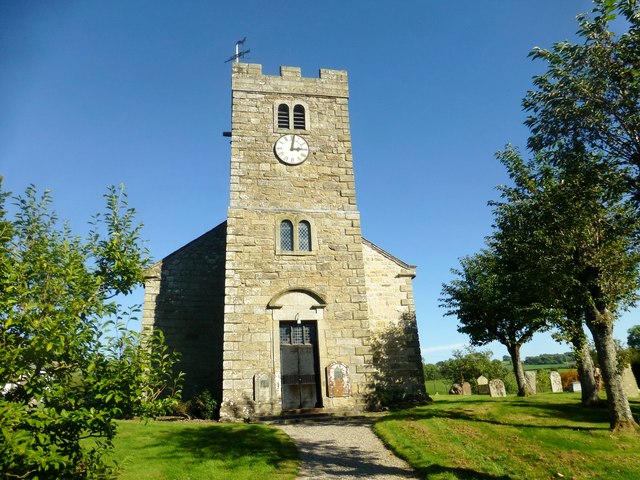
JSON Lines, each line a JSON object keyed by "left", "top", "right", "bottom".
{"left": 425, "top": 378, "right": 451, "bottom": 395}
{"left": 375, "top": 393, "right": 640, "bottom": 479}
{"left": 109, "top": 420, "right": 298, "bottom": 480}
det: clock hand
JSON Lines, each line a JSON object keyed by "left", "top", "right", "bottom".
{"left": 290, "top": 135, "right": 296, "bottom": 151}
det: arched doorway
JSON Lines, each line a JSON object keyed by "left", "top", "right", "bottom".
{"left": 268, "top": 289, "right": 326, "bottom": 410}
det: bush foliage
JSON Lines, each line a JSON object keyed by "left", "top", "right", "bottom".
{"left": 0, "top": 183, "right": 183, "bottom": 479}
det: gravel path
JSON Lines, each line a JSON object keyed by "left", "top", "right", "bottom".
{"left": 277, "top": 419, "right": 419, "bottom": 479}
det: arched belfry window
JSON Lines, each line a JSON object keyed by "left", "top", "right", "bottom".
{"left": 277, "top": 104, "right": 290, "bottom": 129}
{"left": 280, "top": 220, "right": 293, "bottom": 251}
{"left": 293, "top": 105, "right": 306, "bottom": 130}
{"left": 298, "top": 221, "right": 311, "bottom": 251}
{"left": 274, "top": 101, "right": 308, "bottom": 131}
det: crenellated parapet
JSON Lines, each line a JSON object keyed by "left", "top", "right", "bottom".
{"left": 232, "top": 63, "right": 349, "bottom": 98}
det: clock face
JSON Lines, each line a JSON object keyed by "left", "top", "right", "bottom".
{"left": 274, "top": 134, "right": 309, "bottom": 165}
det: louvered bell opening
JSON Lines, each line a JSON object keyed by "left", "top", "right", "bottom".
{"left": 278, "top": 104, "right": 290, "bottom": 129}
{"left": 293, "top": 105, "right": 305, "bottom": 129}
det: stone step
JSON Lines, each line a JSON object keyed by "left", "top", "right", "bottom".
{"left": 251, "top": 409, "right": 384, "bottom": 425}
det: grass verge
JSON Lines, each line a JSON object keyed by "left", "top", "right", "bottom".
{"left": 374, "top": 393, "right": 640, "bottom": 479}
{"left": 109, "top": 420, "right": 298, "bottom": 480}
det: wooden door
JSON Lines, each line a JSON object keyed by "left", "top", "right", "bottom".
{"left": 279, "top": 322, "right": 321, "bottom": 410}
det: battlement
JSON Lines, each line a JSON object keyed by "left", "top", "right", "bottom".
{"left": 232, "top": 63, "right": 349, "bottom": 98}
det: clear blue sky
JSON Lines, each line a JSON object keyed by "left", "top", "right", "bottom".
{"left": 2, "top": 0, "right": 637, "bottom": 364}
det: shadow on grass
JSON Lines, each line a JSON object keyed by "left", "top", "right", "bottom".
{"left": 380, "top": 395, "right": 614, "bottom": 431}
{"left": 418, "top": 464, "right": 512, "bottom": 479}
{"left": 144, "top": 423, "right": 298, "bottom": 469}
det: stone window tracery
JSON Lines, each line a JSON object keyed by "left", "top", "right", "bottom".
{"left": 298, "top": 221, "right": 311, "bottom": 251}
{"left": 277, "top": 217, "right": 315, "bottom": 255}
{"left": 280, "top": 220, "right": 294, "bottom": 251}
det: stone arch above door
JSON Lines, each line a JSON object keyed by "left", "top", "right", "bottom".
{"left": 267, "top": 288, "right": 326, "bottom": 321}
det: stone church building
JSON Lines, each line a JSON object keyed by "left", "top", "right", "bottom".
{"left": 143, "top": 63, "right": 427, "bottom": 420}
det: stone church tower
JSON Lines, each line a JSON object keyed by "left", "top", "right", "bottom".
{"left": 143, "top": 63, "right": 427, "bottom": 420}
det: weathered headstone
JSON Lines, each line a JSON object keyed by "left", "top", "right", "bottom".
{"left": 462, "top": 381, "right": 472, "bottom": 395}
{"left": 525, "top": 371, "right": 537, "bottom": 395}
{"left": 489, "top": 379, "right": 506, "bottom": 397}
{"left": 253, "top": 372, "right": 272, "bottom": 402}
{"left": 569, "top": 381, "right": 582, "bottom": 393}
{"left": 326, "top": 362, "right": 351, "bottom": 397}
{"left": 477, "top": 375, "right": 489, "bottom": 395}
{"left": 549, "top": 371, "right": 563, "bottom": 393}
{"left": 449, "top": 383, "right": 463, "bottom": 395}
{"left": 621, "top": 366, "right": 640, "bottom": 398}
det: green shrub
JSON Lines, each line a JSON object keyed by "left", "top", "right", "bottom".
{"left": 560, "top": 369, "right": 579, "bottom": 391}
{"left": 188, "top": 390, "right": 218, "bottom": 420}
{"left": 536, "top": 370, "right": 551, "bottom": 393}
{"left": 502, "top": 372, "right": 518, "bottom": 394}
{"left": 0, "top": 184, "right": 183, "bottom": 479}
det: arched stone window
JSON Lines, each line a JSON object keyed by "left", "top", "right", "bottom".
{"left": 280, "top": 220, "right": 293, "bottom": 251}
{"left": 277, "top": 104, "right": 290, "bottom": 129}
{"left": 298, "top": 220, "right": 311, "bottom": 251}
{"left": 293, "top": 104, "right": 306, "bottom": 130}
{"left": 277, "top": 217, "right": 315, "bottom": 254}
{"left": 274, "top": 101, "right": 308, "bottom": 131}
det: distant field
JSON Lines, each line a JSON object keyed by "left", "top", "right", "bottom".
{"left": 522, "top": 363, "right": 576, "bottom": 371}
{"left": 424, "top": 379, "right": 451, "bottom": 395}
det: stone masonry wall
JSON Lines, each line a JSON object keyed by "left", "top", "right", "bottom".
{"left": 221, "top": 64, "right": 373, "bottom": 418}
{"left": 143, "top": 223, "right": 227, "bottom": 401}
{"left": 362, "top": 239, "right": 427, "bottom": 403}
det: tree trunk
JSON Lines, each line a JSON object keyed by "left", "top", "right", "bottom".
{"left": 507, "top": 343, "right": 530, "bottom": 396}
{"left": 585, "top": 305, "right": 638, "bottom": 431}
{"left": 572, "top": 332, "right": 601, "bottom": 407}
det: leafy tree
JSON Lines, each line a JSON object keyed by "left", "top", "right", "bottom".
{"left": 628, "top": 325, "right": 640, "bottom": 350}
{"left": 439, "top": 347, "right": 512, "bottom": 393}
{"left": 551, "top": 317, "right": 601, "bottom": 406}
{"left": 523, "top": 352, "right": 575, "bottom": 365}
{"left": 493, "top": 144, "right": 639, "bottom": 430}
{"left": 0, "top": 183, "right": 183, "bottom": 479}
{"left": 422, "top": 362, "right": 442, "bottom": 382}
{"left": 505, "top": 0, "right": 640, "bottom": 430}
{"left": 628, "top": 325, "right": 640, "bottom": 384}
{"left": 441, "top": 249, "right": 550, "bottom": 396}
{"left": 524, "top": 0, "right": 640, "bottom": 203}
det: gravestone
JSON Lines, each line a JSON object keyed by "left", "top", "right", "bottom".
{"left": 449, "top": 383, "right": 463, "bottom": 395}
{"left": 326, "top": 362, "right": 351, "bottom": 397}
{"left": 549, "top": 371, "right": 563, "bottom": 393}
{"left": 524, "top": 371, "right": 537, "bottom": 395}
{"left": 489, "top": 379, "right": 507, "bottom": 397}
{"left": 254, "top": 372, "right": 272, "bottom": 402}
{"left": 569, "top": 381, "right": 582, "bottom": 393}
{"left": 477, "top": 375, "right": 489, "bottom": 395}
{"left": 621, "top": 366, "right": 640, "bottom": 398}
{"left": 462, "top": 381, "right": 472, "bottom": 395}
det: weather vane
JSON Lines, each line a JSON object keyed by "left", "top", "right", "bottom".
{"left": 225, "top": 37, "right": 250, "bottom": 63}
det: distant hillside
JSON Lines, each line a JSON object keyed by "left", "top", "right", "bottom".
{"left": 503, "top": 352, "right": 575, "bottom": 365}
{"left": 524, "top": 352, "right": 574, "bottom": 365}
